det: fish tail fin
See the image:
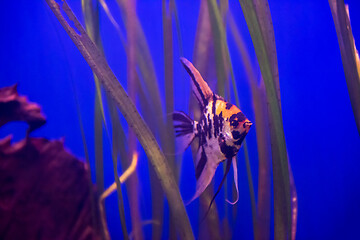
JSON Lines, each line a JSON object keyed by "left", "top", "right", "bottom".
{"left": 172, "top": 111, "right": 196, "bottom": 154}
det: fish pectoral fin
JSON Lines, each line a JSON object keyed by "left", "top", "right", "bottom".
{"left": 187, "top": 148, "right": 217, "bottom": 205}
{"left": 226, "top": 157, "right": 239, "bottom": 205}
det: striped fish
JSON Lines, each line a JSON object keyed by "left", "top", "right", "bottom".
{"left": 173, "top": 58, "right": 252, "bottom": 208}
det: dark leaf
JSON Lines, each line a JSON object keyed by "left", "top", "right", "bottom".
{"left": 0, "top": 136, "right": 101, "bottom": 240}
{"left": 0, "top": 84, "right": 46, "bottom": 132}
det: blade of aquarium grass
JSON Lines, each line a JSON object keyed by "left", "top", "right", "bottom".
{"left": 193, "top": 0, "right": 213, "bottom": 80}
{"left": 108, "top": 99, "right": 129, "bottom": 239}
{"left": 206, "top": 0, "right": 228, "bottom": 97}
{"left": 116, "top": 1, "right": 169, "bottom": 238}
{"left": 82, "top": 0, "right": 107, "bottom": 126}
{"left": 69, "top": 60, "right": 99, "bottom": 236}
{"left": 83, "top": 1, "right": 130, "bottom": 239}
{"left": 97, "top": 6, "right": 165, "bottom": 237}
{"left": 238, "top": 0, "right": 281, "bottom": 107}
{"left": 228, "top": 10, "right": 272, "bottom": 240}
{"left": 171, "top": 0, "right": 184, "bottom": 57}
{"left": 199, "top": 188, "right": 222, "bottom": 240}
{"left": 238, "top": 0, "right": 292, "bottom": 239}
{"left": 136, "top": 73, "right": 166, "bottom": 240}
{"left": 94, "top": 93, "right": 104, "bottom": 194}
{"left": 288, "top": 161, "right": 297, "bottom": 240}
{"left": 193, "top": 1, "right": 221, "bottom": 238}
{"left": 206, "top": 0, "right": 231, "bottom": 224}
{"left": 251, "top": 81, "right": 272, "bottom": 240}
{"left": 81, "top": 1, "right": 107, "bottom": 238}
{"left": 170, "top": 0, "right": 185, "bottom": 179}
{"left": 329, "top": 0, "right": 360, "bottom": 134}
{"left": 162, "top": 1, "right": 177, "bottom": 239}
{"left": 121, "top": 1, "right": 144, "bottom": 239}
{"left": 45, "top": 1, "right": 194, "bottom": 239}
{"left": 82, "top": 0, "right": 104, "bottom": 197}
{"left": 207, "top": 0, "right": 257, "bottom": 234}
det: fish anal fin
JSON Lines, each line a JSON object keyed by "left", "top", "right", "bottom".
{"left": 187, "top": 148, "right": 218, "bottom": 205}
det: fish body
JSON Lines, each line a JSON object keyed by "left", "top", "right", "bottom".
{"left": 173, "top": 58, "right": 252, "bottom": 206}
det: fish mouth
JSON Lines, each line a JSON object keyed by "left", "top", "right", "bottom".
{"left": 243, "top": 121, "right": 253, "bottom": 129}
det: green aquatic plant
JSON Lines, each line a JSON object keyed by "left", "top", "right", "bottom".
{"left": 45, "top": 1, "right": 194, "bottom": 239}
{"left": 238, "top": 0, "right": 294, "bottom": 239}
{"left": 45, "top": 0, "right": 301, "bottom": 239}
{"left": 329, "top": 0, "right": 360, "bottom": 135}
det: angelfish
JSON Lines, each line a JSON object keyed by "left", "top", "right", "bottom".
{"left": 173, "top": 58, "right": 252, "bottom": 208}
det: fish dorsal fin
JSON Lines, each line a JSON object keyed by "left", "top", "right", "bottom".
{"left": 180, "top": 57, "right": 213, "bottom": 109}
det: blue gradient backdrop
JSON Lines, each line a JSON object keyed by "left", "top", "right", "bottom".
{"left": 1, "top": 1, "right": 359, "bottom": 239}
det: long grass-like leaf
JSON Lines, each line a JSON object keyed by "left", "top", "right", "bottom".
{"left": 251, "top": 81, "right": 272, "bottom": 240}
{"left": 238, "top": 0, "right": 292, "bottom": 239}
{"left": 115, "top": 1, "right": 169, "bottom": 238}
{"left": 206, "top": 1, "right": 257, "bottom": 236}
{"left": 99, "top": 150, "right": 138, "bottom": 240}
{"left": 193, "top": 1, "right": 221, "bottom": 238}
{"left": 82, "top": 0, "right": 107, "bottom": 127}
{"left": 81, "top": 2, "right": 107, "bottom": 239}
{"left": 96, "top": 4, "right": 164, "bottom": 237}
{"left": 288, "top": 162, "right": 297, "bottom": 240}
{"left": 329, "top": 0, "right": 360, "bottom": 134}
{"left": 171, "top": 0, "right": 184, "bottom": 57}
{"left": 108, "top": 98, "right": 129, "bottom": 240}
{"left": 228, "top": 11, "right": 272, "bottom": 240}
{"left": 45, "top": 1, "right": 194, "bottom": 239}
{"left": 82, "top": 0, "right": 104, "bottom": 196}
{"left": 121, "top": 1, "right": 144, "bottom": 239}
{"left": 162, "top": 1, "right": 177, "bottom": 239}
{"left": 206, "top": 0, "right": 229, "bottom": 97}
{"left": 82, "top": 2, "right": 130, "bottom": 239}
{"left": 206, "top": 0, "right": 232, "bottom": 224}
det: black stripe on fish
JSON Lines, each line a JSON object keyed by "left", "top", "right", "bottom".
{"left": 182, "top": 62, "right": 208, "bottom": 108}
{"left": 207, "top": 114, "right": 212, "bottom": 139}
{"left": 232, "top": 130, "right": 241, "bottom": 139}
{"left": 229, "top": 112, "right": 246, "bottom": 128}
{"left": 195, "top": 147, "right": 207, "bottom": 180}
{"left": 219, "top": 112, "right": 224, "bottom": 131}
{"left": 225, "top": 102, "right": 232, "bottom": 110}
{"left": 212, "top": 95, "right": 219, "bottom": 138}
{"left": 213, "top": 113, "right": 219, "bottom": 138}
{"left": 214, "top": 111, "right": 225, "bottom": 138}
{"left": 234, "top": 131, "right": 247, "bottom": 146}
{"left": 219, "top": 133, "right": 238, "bottom": 159}
{"left": 212, "top": 95, "right": 217, "bottom": 115}
{"left": 197, "top": 121, "right": 207, "bottom": 145}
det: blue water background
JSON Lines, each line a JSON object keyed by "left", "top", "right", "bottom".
{"left": 1, "top": 0, "right": 360, "bottom": 239}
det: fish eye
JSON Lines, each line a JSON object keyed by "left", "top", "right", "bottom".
{"left": 230, "top": 120, "right": 239, "bottom": 128}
